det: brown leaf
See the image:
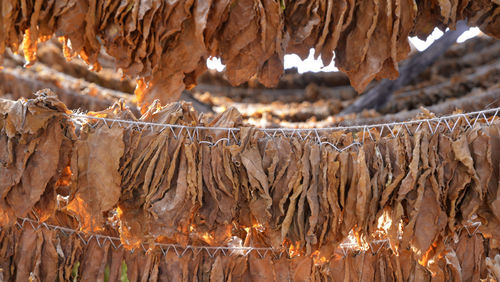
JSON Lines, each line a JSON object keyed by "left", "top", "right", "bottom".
{"left": 67, "top": 125, "right": 124, "bottom": 231}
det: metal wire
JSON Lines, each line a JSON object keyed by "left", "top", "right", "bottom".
{"left": 9, "top": 217, "right": 482, "bottom": 258}
{"left": 39, "top": 108, "right": 493, "bottom": 256}
{"left": 14, "top": 217, "right": 284, "bottom": 258}
{"left": 69, "top": 107, "right": 500, "bottom": 151}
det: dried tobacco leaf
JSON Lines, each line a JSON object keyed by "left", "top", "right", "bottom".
{"left": 67, "top": 125, "right": 124, "bottom": 231}
{"left": 0, "top": 94, "right": 499, "bottom": 280}
{"left": 2, "top": 0, "right": 500, "bottom": 107}
{"left": 13, "top": 225, "right": 43, "bottom": 281}
{"left": 6, "top": 120, "right": 63, "bottom": 218}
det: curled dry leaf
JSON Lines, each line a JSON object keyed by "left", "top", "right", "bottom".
{"left": 0, "top": 92, "right": 499, "bottom": 280}
{"left": 1, "top": 0, "right": 500, "bottom": 107}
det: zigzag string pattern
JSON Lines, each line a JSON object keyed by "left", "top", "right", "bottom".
{"left": 8, "top": 217, "right": 482, "bottom": 259}
{"left": 69, "top": 107, "right": 500, "bottom": 151}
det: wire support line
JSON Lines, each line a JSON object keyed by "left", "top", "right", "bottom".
{"left": 67, "top": 107, "right": 499, "bottom": 150}
{"left": 13, "top": 217, "right": 283, "bottom": 258}
{"left": 69, "top": 107, "right": 500, "bottom": 133}
{"left": 6, "top": 217, "right": 482, "bottom": 259}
